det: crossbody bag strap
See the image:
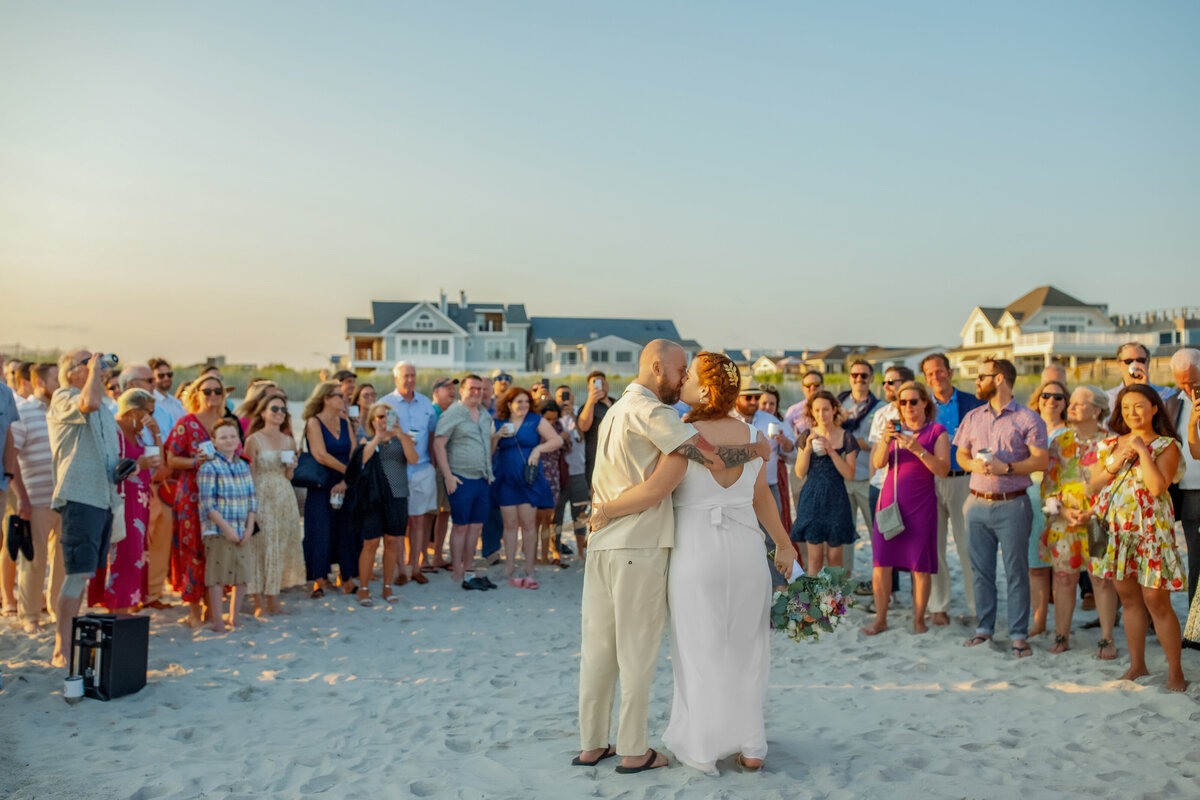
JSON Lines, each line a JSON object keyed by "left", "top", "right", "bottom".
{"left": 1101, "top": 461, "right": 1134, "bottom": 524}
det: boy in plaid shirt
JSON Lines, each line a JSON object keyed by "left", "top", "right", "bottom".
{"left": 198, "top": 418, "right": 257, "bottom": 632}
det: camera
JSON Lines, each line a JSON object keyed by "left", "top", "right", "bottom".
{"left": 97, "top": 354, "right": 119, "bottom": 371}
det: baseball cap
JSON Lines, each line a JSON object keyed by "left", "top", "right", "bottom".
{"left": 432, "top": 377, "right": 459, "bottom": 391}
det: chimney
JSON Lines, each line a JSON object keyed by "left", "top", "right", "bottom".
{"left": 439, "top": 289, "right": 447, "bottom": 315}
{"left": 459, "top": 290, "right": 467, "bottom": 309}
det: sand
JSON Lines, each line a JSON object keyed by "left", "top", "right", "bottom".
{"left": 3, "top": 535, "right": 1200, "bottom": 800}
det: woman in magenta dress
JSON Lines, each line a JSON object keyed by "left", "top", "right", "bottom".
{"left": 104, "top": 389, "right": 164, "bottom": 612}
{"left": 166, "top": 375, "right": 226, "bottom": 628}
{"left": 863, "top": 381, "right": 951, "bottom": 636}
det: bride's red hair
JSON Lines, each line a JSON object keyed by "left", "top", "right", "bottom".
{"left": 683, "top": 351, "right": 740, "bottom": 423}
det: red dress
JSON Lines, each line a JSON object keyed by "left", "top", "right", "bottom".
{"left": 86, "top": 432, "right": 151, "bottom": 609}
{"left": 166, "top": 414, "right": 211, "bottom": 603}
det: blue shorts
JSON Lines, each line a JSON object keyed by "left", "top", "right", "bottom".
{"left": 59, "top": 500, "right": 114, "bottom": 575}
{"left": 448, "top": 475, "right": 490, "bottom": 526}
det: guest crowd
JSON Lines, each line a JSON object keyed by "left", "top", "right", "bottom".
{"left": 2, "top": 341, "right": 1199, "bottom": 692}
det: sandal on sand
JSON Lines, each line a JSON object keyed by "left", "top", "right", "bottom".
{"left": 310, "top": 587, "right": 325, "bottom": 599}
{"left": 381, "top": 586, "right": 398, "bottom": 604}
{"left": 963, "top": 635, "right": 992, "bottom": 647}
{"left": 1012, "top": 643, "right": 1033, "bottom": 658}
{"left": 615, "top": 749, "right": 666, "bottom": 774}
{"left": 411, "top": 572, "right": 429, "bottom": 585}
{"left": 508, "top": 577, "right": 526, "bottom": 589}
{"left": 736, "top": 754, "right": 763, "bottom": 772}
{"left": 1097, "top": 638, "right": 1117, "bottom": 660}
{"left": 357, "top": 587, "right": 372, "bottom": 607}
{"left": 571, "top": 745, "right": 616, "bottom": 766}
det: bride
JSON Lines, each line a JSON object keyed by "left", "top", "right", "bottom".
{"left": 592, "top": 352, "right": 795, "bottom": 774}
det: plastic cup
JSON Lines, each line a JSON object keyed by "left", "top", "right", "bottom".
{"left": 280, "top": 450, "right": 295, "bottom": 466}
{"left": 198, "top": 441, "right": 215, "bottom": 458}
{"left": 502, "top": 423, "right": 515, "bottom": 437}
{"left": 976, "top": 448, "right": 994, "bottom": 464}
{"left": 143, "top": 445, "right": 160, "bottom": 458}
{"left": 812, "top": 438, "right": 827, "bottom": 456}
{"left": 330, "top": 493, "right": 344, "bottom": 510}
{"left": 767, "top": 422, "right": 779, "bottom": 438}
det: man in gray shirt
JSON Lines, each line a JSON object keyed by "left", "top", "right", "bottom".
{"left": 47, "top": 350, "right": 121, "bottom": 669}
{"left": 433, "top": 375, "right": 496, "bottom": 590}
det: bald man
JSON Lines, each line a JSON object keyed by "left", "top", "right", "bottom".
{"left": 576, "top": 340, "right": 768, "bottom": 773}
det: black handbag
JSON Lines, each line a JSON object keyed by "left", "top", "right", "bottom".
{"left": 291, "top": 427, "right": 327, "bottom": 490}
{"left": 1087, "top": 461, "right": 1132, "bottom": 556}
{"left": 523, "top": 462, "right": 539, "bottom": 486}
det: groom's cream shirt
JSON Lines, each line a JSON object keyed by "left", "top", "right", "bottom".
{"left": 589, "top": 383, "right": 696, "bottom": 551}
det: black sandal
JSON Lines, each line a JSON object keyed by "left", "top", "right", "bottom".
{"left": 571, "top": 745, "right": 616, "bottom": 766}
{"left": 615, "top": 749, "right": 665, "bottom": 774}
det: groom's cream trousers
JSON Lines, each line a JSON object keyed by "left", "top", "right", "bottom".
{"left": 578, "top": 382, "right": 697, "bottom": 757}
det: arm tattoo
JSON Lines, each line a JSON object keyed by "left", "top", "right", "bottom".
{"left": 674, "top": 442, "right": 715, "bottom": 467}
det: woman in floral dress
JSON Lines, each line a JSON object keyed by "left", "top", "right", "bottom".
{"left": 166, "top": 375, "right": 226, "bottom": 627}
{"left": 1087, "top": 384, "right": 1187, "bottom": 691}
{"left": 1040, "top": 386, "right": 1115, "bottom": 656}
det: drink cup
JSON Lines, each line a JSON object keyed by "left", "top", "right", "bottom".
{"left": 280, "top": 450, "right": 295, "bottom": 466}
{"left": 502, "top": 422, "right": 515, "bottom": 437}
{"left": 767, "top": 422, "right": 779, "bottom": 438}
{"left": 348, "top": 405, "right": 359, "bottom": 419}
{"left": 976, "top": 447, "right": 994, "bottom": 464}
{"left": 64, "top": 675, "right": 84, "bottom": 705}
{"left": 198, "top": 441, "right": 215, "bottom": 459}
{"left": 812, "top": 438, "right": 827, "bottom": 456}
{"left": 1043, "top": 497, "right": 1062, "bottom": 516}
{"left": 143, "top": 445, "right": 160, "bottom": 458}
{"left": 330, "top": 492, "right": 344, "bottom": 509}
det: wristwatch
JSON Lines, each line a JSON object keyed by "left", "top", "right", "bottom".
{"left": 1005, "top": 462, "right": 1012, "bottom": 475}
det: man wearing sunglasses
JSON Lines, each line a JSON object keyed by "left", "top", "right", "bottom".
{"left": 953, "top": 357, "right": 1048, "bottom": 658}
{"left": 490, "top": 370, "right": 513, "bottom": 414}
{"left": 145, "top": 358, "right": 186, "bottom": 608}
{"left": 837, "top": 360, "right": 881, "bottom": 583}
{"left": 920, "top": 353, "right": 986, "bottom": 626}
{"left": 1104, "top": 342, "right": 1175, "bottom": 411}
{"left": 784, "top": 371, "right": 825, "bottom": 508}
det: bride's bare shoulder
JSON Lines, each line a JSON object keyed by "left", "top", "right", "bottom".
{"left": 692, "top": 417, "right": 753, "bottom": 445}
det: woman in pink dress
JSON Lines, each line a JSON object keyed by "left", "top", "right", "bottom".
{"left": 104, "top": 389, "right": 163, "bottom": 613}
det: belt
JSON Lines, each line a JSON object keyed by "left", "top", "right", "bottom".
{"left": 947, "top": 469, "right": 967, "bottom": 478}
{"left": 970, "top": 489, "right": 1024, "bottom": 502}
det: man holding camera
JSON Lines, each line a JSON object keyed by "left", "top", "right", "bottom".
{"left": 1105, "top": 342, "right": 1175, "bottom": 410}
{"left": 47, "top": 350, "right": 122, "bottom": 669}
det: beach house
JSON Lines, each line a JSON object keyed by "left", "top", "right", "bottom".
{"left": 530, "top": 317, "right": 701, "bottom": 376}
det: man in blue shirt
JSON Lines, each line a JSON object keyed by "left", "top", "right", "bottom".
{"left": 382, "top": 362, "right": 438, "bottom": 585}
{"left": 922, "top": 353, "right": 984, "bottom": 626}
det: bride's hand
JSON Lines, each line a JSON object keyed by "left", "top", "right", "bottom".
{"left": 773, "top": 551, "right": 793, "bottom": 577}
{"left": 589, "top": 503, "right": 611, "bottom": 532}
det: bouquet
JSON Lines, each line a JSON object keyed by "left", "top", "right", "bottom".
{"left": 769, "top": 563, "right": 856, "bottom": 643}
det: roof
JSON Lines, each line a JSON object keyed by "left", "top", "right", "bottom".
{"left": 1005, "top": 286, "right": 1091, "bottom": 318}
{"left": 977, "top": 307, "right": 1005, "bottom": 327}
{"left": 531, "top": 317, "right": 683, "bottom": 347}
{"left": 346, "top": 300, "right": 529, "bottom": 334}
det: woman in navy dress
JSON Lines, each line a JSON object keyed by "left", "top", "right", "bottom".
{"left": 301, "top": 381, "right": 355, "bottom": 598}
{"left": 863, "top": 381, "right": 950, "bottom": 636}
{"left": 790, "top": 390, "right": 859, "bottom": 575}
{"left": 492, "top": 387, "right": 562, "bottom": 589}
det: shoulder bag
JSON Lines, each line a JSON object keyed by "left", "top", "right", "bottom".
{"left": 875, "top": 440, "right": 905, "bottom": 540}
{"left": 291, "top": 422, "right": 327, "bottom": 490}
{"left": 1086, "top": 459, "right": 1133, "bottom": 556}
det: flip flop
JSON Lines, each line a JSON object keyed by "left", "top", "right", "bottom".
{"left": 508, "top": 577, "right": 526, "bottom": 589}
{"left": 1012, "top": 644, "right": 1033, "bottom": 658}
{"left": 615, "top": 749, "right": 665, "bottom": 774}
{"left": 963, "top": 635, "right": 991, "bottom": 647}
{"left": 522, "top": 577, "right": 539, "bottom": 590}
{"left": 571, "top": 745, "right": 616, "bottom": 766}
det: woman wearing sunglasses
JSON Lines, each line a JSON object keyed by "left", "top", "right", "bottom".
{"left": 164, "top": 374, "right": 227, "bottom": 627}
{"left": 1026, "top": 380, "right": 1070, "bottom": 638}
{"left": 244, "top": 393, "right": 306, "bottom": 616}
{"left": 863, "top": 381, "right": 950, "bottom": 635}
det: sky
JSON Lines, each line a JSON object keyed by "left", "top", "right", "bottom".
{"left": 2, "top": 1, "right": 1198, "bottom": 367}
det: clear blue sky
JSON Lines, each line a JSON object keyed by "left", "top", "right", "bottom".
{"left": 2, "top": 1, "right": 1197, "bottom": 367}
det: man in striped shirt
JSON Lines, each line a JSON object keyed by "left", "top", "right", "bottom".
{"left": 10, "top": 363, "right": 62, "bottom": 633}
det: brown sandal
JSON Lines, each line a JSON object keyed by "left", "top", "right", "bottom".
{"left": 356, "top": 587, "right": 372, "bottom": 607}
{"left": 411, "top": 571, "right": 429, "bottom": 585}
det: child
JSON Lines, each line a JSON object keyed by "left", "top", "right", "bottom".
{"left": 197, "top": 418, "right": 257, "bottom": 632}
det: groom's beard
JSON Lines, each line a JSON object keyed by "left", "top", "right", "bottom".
{"left": 657, "top": 378, "right": 681, "bottom": 406}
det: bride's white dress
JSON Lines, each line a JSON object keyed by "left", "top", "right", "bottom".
{"left": 663, "top": 424, "right": 771, "bottom": 774}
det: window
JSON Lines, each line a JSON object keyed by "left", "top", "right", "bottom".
{"left": 1160, "top": 332, "right": 1174, "bottom": 345}
{"left": 974, "top": 326, "right": 984, "bottom": 345}
{"left": 415, "top": 314, "right": 435, "bottom": 330}
{"left": 475, "top": 312, "right": 505, "bottom": 332}
{"left": 592, "top": 350, "right": 609, "bottom": 362}
{"left": 421, "top": 340, "right": 429, "bottom": 353}
{"left": 561, "top": 351, "right": 578, "bottom": 365}
{"left": 400, "top": 339, "right": 409, "bottom": 354}
{"left": 615, "top": 351, "right": 633, "bottom": 363}
{"left": 486, "top": 341, "right": 517, "bottom": 361}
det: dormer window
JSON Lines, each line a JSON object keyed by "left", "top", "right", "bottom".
{"left": 415, "top": 313, "right": 435, "bottom": 330}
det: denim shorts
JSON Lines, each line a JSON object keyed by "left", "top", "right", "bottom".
{"left": 59, "top": 500, "right": 114, "bottom": 575}
{"left": 448, "top": 475, "right": 490, "bottom": 525}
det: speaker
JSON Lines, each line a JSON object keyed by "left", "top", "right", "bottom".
{"left": 70, "top": 613, "right": 149, "bottom": 700}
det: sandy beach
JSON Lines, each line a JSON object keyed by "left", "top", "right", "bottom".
{"left": 3, "top": 533, "right": 1200, "bottom": 800}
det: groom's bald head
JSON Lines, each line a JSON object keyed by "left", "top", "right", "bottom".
{"left": 638, "top": 339, "right": 687, "bottom": 405}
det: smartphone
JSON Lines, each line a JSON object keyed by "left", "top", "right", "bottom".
{"left": 591, "top": 377, "right": 603, "bottom": 391}
{"left": 891, "top": 420, "right": 902, "bottom": 433}
{"left": 386, "top": 410, "right": 399, "bottom": 429}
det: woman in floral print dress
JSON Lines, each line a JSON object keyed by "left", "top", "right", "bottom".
{"left": 1087, "top": 384, "right": 1187, "bottom": 691}
{"left": 1039, "top": 386, "right": 1116, "bottom": 656}
{"left": 166, "top": 375, "right": 227, "bottom": 628}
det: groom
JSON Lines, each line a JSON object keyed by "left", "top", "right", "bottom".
{"left": 575, "top": 340, "right": 768, "bottom": 773}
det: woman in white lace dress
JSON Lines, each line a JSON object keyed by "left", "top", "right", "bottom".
{"left": 595, "top": 352, "right": 794, "bottom": 774}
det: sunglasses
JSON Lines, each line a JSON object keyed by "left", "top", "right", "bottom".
{"left": 1040, "top": 392, "right": 1066, "bottom": 402}
{"left": 803, "top": 382, "right": 822, "bottom": 389}
{"left": 200, "top": 387, "right": 223, "bottom": 397}
{"left": 898, "top": 398, "right": 922, "bottom": 407}
{"left": 976, "top": 373, "right": 997, "bottom": 381}
{"left": 850, "top": 373, "right": 871, "bottom": 380}
{"left": 1120, "top": 358, "right": 1147, "bottom": 365}
{"left": 495, "top": 374, "right": 512, "bottom": 382}
{"left": 882, "top": 379, "right": 901, "bottom": 386}
{"left": 157, "top": 371, "right": 174, "bottom": 379}
{"left": 267, "top": 405, "right": 287, "bottom": 414}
